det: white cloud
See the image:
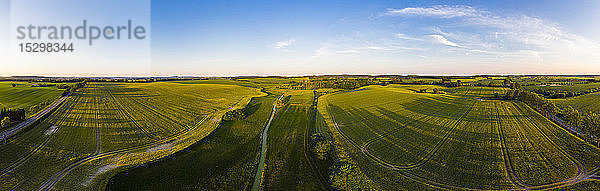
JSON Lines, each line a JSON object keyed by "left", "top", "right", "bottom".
{"left": 429, "top": 35, "right": 466, "bottom": 48}
{"left": 360, "top": 46, "right": 388, "bottom": 50}
{"left": 383, "top": 5, "right": 483, "bottom": 18}
{"left": 382, "top": 5, "right": 600, "bottom": 69}
{"left": 273, "top": 39, "right": 295, "bottom": 49}
{"left": 396, "top": 33, "right": 422, "bottom": 41}
{"left": 336, "top": 49, "right": 360, "bottom": 54}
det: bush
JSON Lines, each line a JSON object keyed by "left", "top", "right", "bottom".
{"left": 1, "top": 117, "right": 10, "bottom": 129}
{"left": 222, "top": 109, "right": 246, "bottom": 121}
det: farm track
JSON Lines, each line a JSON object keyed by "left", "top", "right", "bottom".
{"left": 0, "top": 94, "right": 81, "bottom": 177}
{"left": 252, "top": 94, "right": 284, "bottom": 191}
{"left": 37, "top": 114, "right": 211, "bottom": 191}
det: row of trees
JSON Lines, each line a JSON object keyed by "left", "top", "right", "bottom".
{"left": 532, "top": 87, "right": 600, "bottom": 99}
{"left": 0, "top": 108, "right": 26, "bottom": 122}
{"left": 562, "top": 106, "right": 600, "bottom": 145}
{"left": 0, "top": 108, "right": 26, "bottom": 129}
{"left": 279, "top": 78, "right": 378, "bottom": 90}
{"left": 61, "top": 81, "right": 87, "bottom": 96}
{"left": 416, "top": 88, "right": 443, "bottom": 94}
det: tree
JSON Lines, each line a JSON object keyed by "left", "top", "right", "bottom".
{"left": 30, "top": 105, "right": 40, "bottom": 114}
{"left": 582, "top": 112, "right": 599, "bottom": 136}
{"left": 504, "top": 77, "right": 512, "bottom": 87}
{"left": 314, "top": 141, "right": 331, "bottom": 160}
{"left": 11, "top": 84, "right": 16, "bottom": 87}
{"left": 1, "top": 117, "right": 10, "bottom": 129}
{"left": 311, "top": 133, "right": 332, "bottom": 160}
{"left": 564, "top": 106, "right": 582, "bottom": 128}
{"left": 222, "top": 109, "right": 245, "bottom": 121}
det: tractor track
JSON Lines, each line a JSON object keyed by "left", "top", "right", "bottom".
{"left": 303, "top": 93, "right": 332, "bottom": 191}
{"left": 0, "top": 93, "right": 81, "bottom": 177}
{"left": 104, "top": 87, "right": 160, "bottom": 141}
{"left": 326, "top": 87, "right": 498, "bottom": 190}
{"left": 504, "top": 102, "right": 589, "bottom": 190}
{"left": 37, "top": 114, "right": 211, "bottom": 191}
{"left": 359, "top": 92, "right": 467, "bottom": 170}
{"left": 334, "top": 87, "right": 480, "bottom": 171}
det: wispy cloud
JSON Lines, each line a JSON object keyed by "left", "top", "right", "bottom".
{"left": 273, "top": 39, "right": 295, "bottom": 49}
{"left": 396, "top": 33, "right": 422, "bottom": 41}
{"left": 429, "top": 35, "right": 466, "bottom": 48}
{"left": 383, "top": 5, "right": 483, "bottom": 18}
{"left": 382, "top": 5, "right": 600, "bottom": 67}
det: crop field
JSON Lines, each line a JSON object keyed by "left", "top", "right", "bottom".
{"left": 106, "top": 95, "right": 275, "bottom": 190}
{"left": 262, "top": 89, "right": 330, "bottom": 190}
{"left": 318, "top": 84, "right": 600, "bottom": 190}
{"left": 0, "top": 82, "right": 64, "bottom": 116}
{"left": 0, "top": 81, "right": 265, "bottom": 190}
{"left": 552, "top": 92, "right": 600, "bottom": 114}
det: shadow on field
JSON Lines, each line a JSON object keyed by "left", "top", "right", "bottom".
{"left": 106, "top": 97, "right": 272, "bottom": 191}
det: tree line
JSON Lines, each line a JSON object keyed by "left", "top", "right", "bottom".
{"left": 61, "top": 81, "right": 87, "bottom": 96}
{"left": 531, "top": 87, "right": 600, "bottom": 99}
{"left": 278, "top": 78, "right": 378, "bottom": 90}
{"left": 222, "top": 109, "right": 246, "bottom": 121}
{"left": 0, "top": 108, "right": 26, "bottom": 129}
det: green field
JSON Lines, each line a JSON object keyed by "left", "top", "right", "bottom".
{"left": 317, "top": 84, "right": 600, "bottom": 190}
{"left": 0, "top": 82, "right": 64, "bottom": 116}
{"left": 106, "top": 95, "right": 275, "bottom": 190}
{"left": 262, "top": 89, "right": 331, "bottom": 190}
{"left": 552, "top": 92, "right": 600, "bottom": 114}
{"left": 0, "top": 81, "right": 265, "bottom": 190}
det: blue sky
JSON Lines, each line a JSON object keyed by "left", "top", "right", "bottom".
{"left": 2, "top": 0, "right": 600, "bottom": 76}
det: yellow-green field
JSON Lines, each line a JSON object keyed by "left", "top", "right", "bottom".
{"left": 0, "top": 81, "right": 265, "bottom": 190}
{"left": 317, "top": 84, "right": 600, "bottom": 190}
{"left": 0, "top": 82, "right": 64, "bottom": 116}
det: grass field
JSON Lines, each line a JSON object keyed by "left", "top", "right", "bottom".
{"left": 0, "top": 82, "right": 64, "bottom": 117}
{"left": 261, "top": 89, "right": 331, "bottom": 190}
{"left": 317, "top": 84, "right": 600, "bottom": 190}
{"left": 0, "top": 81, "right": 265, "bottom": 190}
{"left": 552, "top": 92, "right": 600, "bottom": 114}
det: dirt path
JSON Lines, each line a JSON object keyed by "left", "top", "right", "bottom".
{"left": 251, "top": 94, "right": 284, "bottom": 191}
